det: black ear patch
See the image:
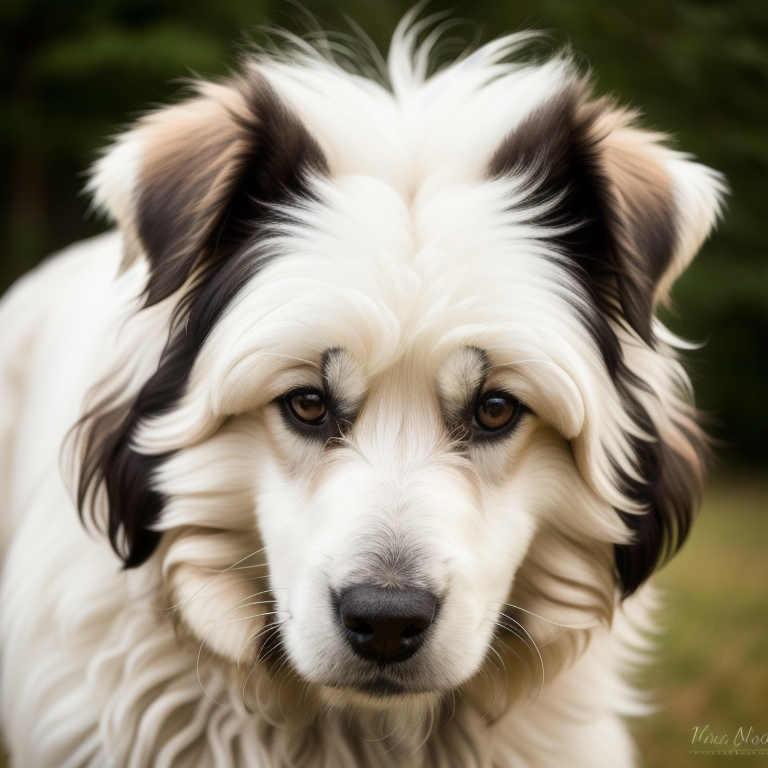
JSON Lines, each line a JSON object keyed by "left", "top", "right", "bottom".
{"left": 488, "top": 82, "right": 677, "bottom": 344}
{"left": 489, "top": 84, "right": 701, "bottom": 598}
{"left": 138, "top": 75, "right": 328, "bottom": 307}
{"left": 78, "top": 78, "right": 328, "bottom": 568}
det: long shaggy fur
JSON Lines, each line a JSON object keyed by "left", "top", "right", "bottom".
{"left": 0, "top": 13, "right": 724, "bottom": 768}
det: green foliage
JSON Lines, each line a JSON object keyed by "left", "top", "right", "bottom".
{"left": 1, "top": 0, "right": 765, "bottom": 463}
{"left": 0, "top": 0, "right": 267, "bottom": 274}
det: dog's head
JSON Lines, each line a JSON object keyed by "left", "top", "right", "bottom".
{"left": 77, "top": 28, "right": 724, "bottom": 721}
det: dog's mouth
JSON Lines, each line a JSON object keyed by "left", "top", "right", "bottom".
{"left": 268, "top": 584, "right": 460, "bottom": 701}
{"left": 316, "top": 663, "right": 453, "bottom": 714}
{"left": 348, "top": 677, "right": 411, "bottom": 697}
{"left": 327, "top": 669, "right": 432, "bottom": 699}
{"left": 275, "top": 635, "right": 449, "bottom": 706}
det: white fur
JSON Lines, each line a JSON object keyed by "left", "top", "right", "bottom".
{"left": 0, "top": 14, "right": 723, "bottom": 768}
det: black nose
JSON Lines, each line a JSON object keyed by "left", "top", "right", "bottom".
{"left": 338, "top": 585, "right": 438, "bottom": 664}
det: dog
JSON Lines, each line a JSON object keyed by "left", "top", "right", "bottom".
{"left": 0, "top": 12, "right": 724, "bottom": 768}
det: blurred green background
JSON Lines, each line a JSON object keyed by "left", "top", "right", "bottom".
{"left": 0, "top": 1, "right": 765, "bottom": 766}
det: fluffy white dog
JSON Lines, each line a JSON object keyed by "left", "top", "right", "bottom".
{"left": 0, "top": 13, "right": 724, "bottom": 768}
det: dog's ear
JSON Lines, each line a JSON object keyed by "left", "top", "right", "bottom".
{"left": 80, "top": 75, "right": 328, "bottom": 568}
{"left": 89, "top": 75, "right": 328, "bottom": 306}
{"left": 488, "top": 80, "right": 724, "bottom": 343}
{"left": 488, "top": 81, "right": 725, "bottom": 596}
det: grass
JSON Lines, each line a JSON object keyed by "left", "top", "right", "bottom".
{"left": 0, "top": 475, "right": 765, "bottom": 767}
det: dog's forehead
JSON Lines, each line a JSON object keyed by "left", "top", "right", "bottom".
{"left": 209, "top": 174, "right": 580, "bottom": 367}
{"left": 189, "top": 172, "right": 593, "bottom": 441}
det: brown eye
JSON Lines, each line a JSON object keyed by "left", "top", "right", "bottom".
{"left": 475, "top": 392, "right": 519, "bottom": 431}
{"left": 287, "top": 389, "right": 327, "bottom": 424}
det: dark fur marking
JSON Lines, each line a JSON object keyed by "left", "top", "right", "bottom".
{"left": 321, "top": 348, "right": 359, "bottom": 429}
{"left": 487, "top": 83, "right": 676, "bottom": 345}
{"left": 488, "top": 84, "right": 697, "bottom": 596}
{"left": 78, "top": 79, "right": 329, "bottom": 568}
{"left": 613, "top": 381, "right": 704, "bottom": 597}
{"left": 139, "top": 76, "right": 329, "bottom": 307}
{"left": 441, "top": 346, "right": 489, "bottom": 441}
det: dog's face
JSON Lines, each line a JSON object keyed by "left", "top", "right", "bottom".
{"left": 79, "top": 43, "right": 724, "bottom": 717}
{"left": 144, "top": 176, "right": 594, "bottom": 706}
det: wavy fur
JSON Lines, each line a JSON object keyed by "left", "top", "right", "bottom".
{"left": 0, "top": 13, "right": 724, "bottom": 768}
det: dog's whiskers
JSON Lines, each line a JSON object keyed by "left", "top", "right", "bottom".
{"left": 491, "top": 613, "right": 546, "bottom": 709}
{"left": 240, "top": 618, "right": 292, "bottom": 713}
{"left": 276, "top": 652, "right": 302, "bottom": 722}
{"left": 237, "top": 611, "right": 290, "bottom": 667}
{"left": 469, "top": 664, "right": 500, "bottom": 726}
{"left": 299, "top": 676, "right": 313, "bottom": 725}
{"left": 490, "top": 600, "right": 593, "bottom": 630}
{"left": 161, "top": 547, "right": 272, "bottom": 612}
{"left": 217, "top": 608, "right": 280, "bottom": 628}
{"left": 195, "top": 589, "right": 283, "bottom": 705}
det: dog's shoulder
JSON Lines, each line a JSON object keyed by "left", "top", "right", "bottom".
{"left": 0, "top": 232, "right": 130, "bottom": 538}
{"left": 0, "top": 231, "right": 125, "bottom": 341}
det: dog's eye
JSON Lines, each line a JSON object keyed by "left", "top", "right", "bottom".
{"left": 286, "top": 389, "right": 327, "bottom": 425}
{"left": 475, "top": 392, "right": 520, "bottom": 431}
